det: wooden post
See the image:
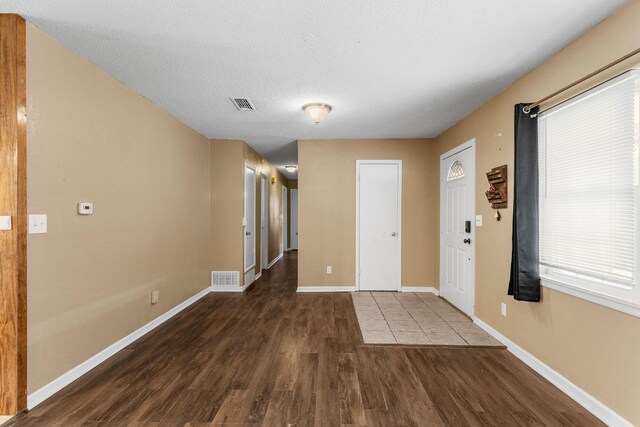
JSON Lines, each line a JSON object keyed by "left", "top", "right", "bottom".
{"left": 0, "top": 14, "right": 27, "bottom": 415}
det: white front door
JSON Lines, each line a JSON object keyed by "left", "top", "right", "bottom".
{"left": 261, "top": 174, "right": 268, "bottom": 270}
{"left": 440, "top": 141, "right": 475, "bottom": 316}
{"left": 244, "top": 165, "right": 256, "bottom": 274}
{"left": 290, "top": 189, "right": 298, "bottom": 250}
{"left": 357, "top": 161, "right": 402, "bottom": 291}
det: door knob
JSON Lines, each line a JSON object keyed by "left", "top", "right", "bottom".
{"left": 246, "top": 231, "right": 251, "bottom": 236}
{"left": 391, "top": 232, "right": 398, "bottom": 237}
{"left": 463, "top": 238, "right": 471, "bottom": 244}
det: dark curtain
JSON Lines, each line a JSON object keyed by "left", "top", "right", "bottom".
{"left": 508, "top": 103, "right": 541, "bottom": 302}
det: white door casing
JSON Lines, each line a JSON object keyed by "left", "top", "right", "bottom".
{"left": 261, "top": 174, "right": 268, "bottom": 270}
{"left": 244, "top": 165, "right": 257, "bottom": 273}
{"left": 282, "top": 186, "right": 288, "bottom": 252}
{"left": 356, "top": 160, "right": 402, "bottom": 292}
{"left": 290, "top": 189, "right": 298, "bottom": 250}
{"left": 440, "top": 140, "right": 475, "bottom": 316}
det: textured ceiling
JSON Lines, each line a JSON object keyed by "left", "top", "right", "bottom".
{"left": 0, "top": 0, "right": 627, "bottom": 179}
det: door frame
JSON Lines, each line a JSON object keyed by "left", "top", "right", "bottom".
{"left": 260, "top": 173, "right": 268, "bottom": 270}
{"left": 244, "top": 164, "right": 257, "bottom": 274}
{"left": 439, "top": 139, "right": 476, "bottom": 316}
{"left": 282, "top": 185, "right": 287, "bottom": 252}
{"left": 355, "top": 160, "right": 403, "bottom": 292}
{"left": 290, "top": 189, "right": 298, "bottom": 250}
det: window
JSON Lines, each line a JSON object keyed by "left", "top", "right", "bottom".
{"left": 538, "top": 70, "right": 640, "bottom": 317}
{"left": 447, "top": 160, "right": 465, "bottom": 181}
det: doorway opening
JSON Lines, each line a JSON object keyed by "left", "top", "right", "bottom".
{"left": 290, "top": 189, "right": 298, "bottom": 250}
{"left": 260, "top": 174, "right": 268, "bottom": 271}
{"left": 244, "top": 165, "right": 257, "bottom": 286}
{"left": 282, "top": 186, "right": 288, "bottom": 252}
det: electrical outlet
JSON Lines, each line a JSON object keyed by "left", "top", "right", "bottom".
{"left": 151, "top": 289, "right": 159, "bottom": 304}
{"left": 501, "top": 303, "right": 507, "bottom": 317}
{"left": 326, "top": 266, "right": 332, "bottom": 274}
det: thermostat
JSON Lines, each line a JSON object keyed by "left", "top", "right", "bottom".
{"left": 78, "top": 202, "right": 93, "bottom": 215}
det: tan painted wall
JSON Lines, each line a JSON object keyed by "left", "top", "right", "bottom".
{"left": 434, "top": 1, "right": 640, "bottom": 423}
{"left": 210, "top": 140, "right": 244, "bottom": 275}
{"left": 298, "top": 139, "right": 437, "bottom": 288}
{"left": 26, "top": 25, "right": 211, "bottom": 393}
{"left": 287, "top": 179, "right": 298, "bottom": 249}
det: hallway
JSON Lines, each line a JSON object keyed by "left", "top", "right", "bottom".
{"left": 10, "top": 252, "right": 601, "bottom": 426}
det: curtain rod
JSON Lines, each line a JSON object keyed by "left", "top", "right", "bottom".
{"left": 522, "top": 47, "right": 640, "bottom": 114}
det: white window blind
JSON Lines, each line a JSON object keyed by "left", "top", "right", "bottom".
{"left": 538, "top": 70, "right": 640, "bottom": 291}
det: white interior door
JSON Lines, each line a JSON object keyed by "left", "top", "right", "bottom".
{"left": 440, "top": 141, "right": 475, "bottom": 316}
{"left": 357, "top": 161, "right": 402, "bottom": 291}
{"left": 261, "top": 174, "right": 268, "bottom": 270}
{"left": 244, "top": 165, "right": 256, "bottom": 273}
{"left": 290, "top": 189, "right": 298, "bottom": 250}
{"left": 282, "top": 186, "right": 288, "bottom": 252}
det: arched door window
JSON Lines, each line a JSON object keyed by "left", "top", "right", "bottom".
{"left": 447, "top": 160, "right": 465, "bottom": 181}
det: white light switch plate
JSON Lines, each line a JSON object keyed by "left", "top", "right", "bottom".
{"left": 501, "top": 303, "right": 507, "bottom": 317}
{"left": 475, "top": 215, "right": 483, "bottom": 227}
{"left": 0, "top": 216, "right": 12, "bottom": 231}
{"left": 326, "top": 266, "right": 332, "bottom": 274}
{"left": 29, "top": 214, "right": 47, "bottom": 234}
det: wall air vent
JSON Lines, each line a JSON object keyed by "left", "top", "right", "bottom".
{"left": 230, "top": 97, "right": 255, "bottom": 111}
{"left": 211, "top": 271, "right": 240, "bottom": 287}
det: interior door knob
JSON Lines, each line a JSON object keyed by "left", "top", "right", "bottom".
{"left": 463, "top": 238, "right": 471, "bottom": 244}
{"left": 391, "top": 232, "right": 398, "bottom": 237}
{"left": 246, "top": 231, "right": 251, "bottom": 236}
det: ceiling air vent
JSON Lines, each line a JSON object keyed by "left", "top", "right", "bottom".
{"left": 231, "top": 97, "right": 255, "bottom": 111}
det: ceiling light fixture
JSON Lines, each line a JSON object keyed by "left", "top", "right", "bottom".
{"left": 284, "top": 165, "right": 298, "bottom": 173}
{"left": 302, "top": 103, "right": 332, "bottom": 124}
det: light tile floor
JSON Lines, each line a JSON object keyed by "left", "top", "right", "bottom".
{"left": 353, "top": 291, "right": 503, "bottom": 346}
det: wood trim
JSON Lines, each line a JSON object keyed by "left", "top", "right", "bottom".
{"left": 0, "top": 14, "right": 27, "bottom": 415}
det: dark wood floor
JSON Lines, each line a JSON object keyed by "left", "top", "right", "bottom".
{"left": 10, "top": 252, "right": 601, "bottom": 426}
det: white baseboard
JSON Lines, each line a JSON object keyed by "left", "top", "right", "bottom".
{"left": 295, "top": 286, "right": 437, "bottom": 294}
{"left": 244, "top": 269, "right": 255, "bottom": 288}
{"left": 255, "top": 272, "right": 262, "bottom": 281}
{"left": 472, "top": 316, "right": 632, "bottom": 427}
{"left": 211, "top": 285, "right": 245, "bottom": 292}
{"left": 211, "top": 279, "right": 254, "bottom": 292}
{"left": 401, "top": 286, "right": 439, "bottom": 295}
{"left": 267, "top": 252, "right": 283, "bottom": 269}
{"left": 27, "top": 286, "right": 212, "bottom": 410}
{"left": 242, "top": 280, "right": 253, "bottom": 291}
{"left": 297, "top": 286, "right": 357, "bottom": 293}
